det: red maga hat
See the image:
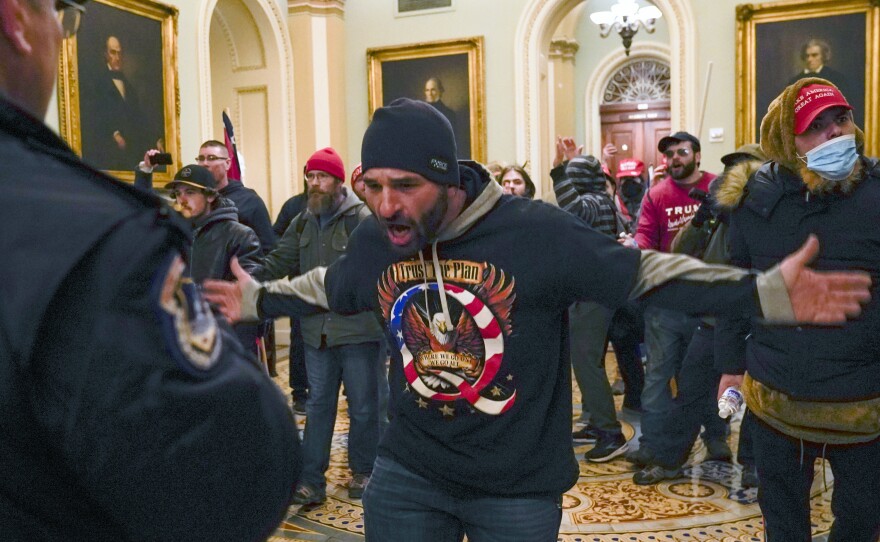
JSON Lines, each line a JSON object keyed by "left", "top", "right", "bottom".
{"left": 616, "top": 158, "right": 645, "bottom": 179}
{"left": 793, "top": 84, "right": 852, "bottom": 135}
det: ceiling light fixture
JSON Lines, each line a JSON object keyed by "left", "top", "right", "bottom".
{"left": 589, "top": 0, "right": 662, "bottom": 56}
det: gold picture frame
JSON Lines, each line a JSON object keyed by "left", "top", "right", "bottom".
{"left": 367, "top": 37, "right": 486, "bottom": 163}
{"left": 736, "top": 0, "right": 879, "bottom": 154}
{"left": 58, "top": 0, "right": 180, "bottom": 183}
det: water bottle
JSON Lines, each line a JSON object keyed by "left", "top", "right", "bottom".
{"left": 637, "top": 343, "right": 647, "bottom": 365}
{"left": 717, "top": 386, "right": 744, "bottom": 419}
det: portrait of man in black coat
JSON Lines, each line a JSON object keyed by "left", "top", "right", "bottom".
{"left": 76, "top": 1, "right": 167, "bottom": 173}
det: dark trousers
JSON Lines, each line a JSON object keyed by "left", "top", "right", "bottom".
{"left": 363, "top": 456, "right": 562, "bottom": 542}
{"left": 608, "top": 302, "right": 644, "bottom": 410}
{"left": 233, "top": 322, "right": 261, "bottom": 358}
{"left": 649, "top": 325, "right": 730, "bottom": 467}
{"left": 288, "top": 316, "right": 308, "bottom": 399}
{"left": 751, "top": 413, "right": 880, "bottom": 542}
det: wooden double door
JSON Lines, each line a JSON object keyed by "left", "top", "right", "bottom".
{"left": 600, "top": 100, "right": 671, "bottom": 177}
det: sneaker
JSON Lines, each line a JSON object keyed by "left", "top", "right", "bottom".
{"left": 625, "top": 446, "right": 655, "bottom": 467}
{"left": 348, "top": 473, "right": 370, "bottom": 499}
{"left": 292, "top": 483, "right": 326, "bottom": 506}
{"left": 632, "top": 464, "right": 683, "bottom": 485}
{"left": 571, "top": 424, "right": 601, "bottom": 443}
{"left": 704, "top": 439, "right": 733, "bottom": 462}
{"left": 741, "top": 464, "right": 759, "bottom": 488}
{"left": 292, "top": 398, "right": 307, "bottom": 416}
{"left": 584, "top": 433, "right": 629, "bottom": 463}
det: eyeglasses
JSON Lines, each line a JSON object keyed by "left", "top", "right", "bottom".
{"left": 56, "top": 0, "right": 86, "bottom": 38}
{"left": 305, "top": 171, "right": 334, "bottom": 183}
{"left": 663, "top": 148, "right": 692, "bottom": 159}
{"left": 195, "top": 154, "right": 229, "bottom": 163}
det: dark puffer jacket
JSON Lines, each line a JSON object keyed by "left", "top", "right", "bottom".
{"left": 190, "top": 198, "right": 263, "bottom": 282}
{"left": 724, "top": 158, "right": 880, "bottom": 403}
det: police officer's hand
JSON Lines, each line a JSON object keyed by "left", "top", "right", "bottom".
{"left": 203, "top": 257, "right": 257, "bottom": 324}
{"left": 779, "top": 235, "right": 872, "bottom": 324}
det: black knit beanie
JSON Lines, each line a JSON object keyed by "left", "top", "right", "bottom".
{"left": 361, "top": 98, "right": 459, "bottom": 186}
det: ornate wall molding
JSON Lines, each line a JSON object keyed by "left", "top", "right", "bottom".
{"left": 198, "top": 0, "right": 297, "bottom": 208}
{"left": 288, "top": 0, "right": 344, "bottom": 17}
{"left": 212, "top": 4, "right": 267, "bottom": 72}
{"left": 549, "top": 37, "right": 580, "bottom": 60}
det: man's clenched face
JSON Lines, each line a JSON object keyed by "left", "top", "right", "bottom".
{"left": 363, "top": 168, "right": 450, "bottom": 255}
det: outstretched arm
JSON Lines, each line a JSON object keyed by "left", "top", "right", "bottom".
{"left": 203, "top": 257, "right": 328, "bottom": 323}
{"left": 634, "top": 235, "right": 871, "bottom": 325}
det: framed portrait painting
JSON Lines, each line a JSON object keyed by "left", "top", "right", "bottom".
{"left": 58, "top": 0, "right": 180, "bottom": 183}
{"left": 736, "top": 0, "right": 879, "bottom": 154}
{"left": 367, "top": 37, "right": 486, "bottom": 163}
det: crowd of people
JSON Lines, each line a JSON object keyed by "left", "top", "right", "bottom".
{"left": 2, "top": 1, "right": 879, "bottom": 541}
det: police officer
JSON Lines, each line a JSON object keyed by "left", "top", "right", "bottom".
{"left": 0, "top": 1, "right": 299, "bottom": 539}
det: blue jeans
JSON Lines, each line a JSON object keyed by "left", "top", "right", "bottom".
{"left": 363, "top": 456, "right": 562, "bottom": 542}
{"left": 639, "top": 306, "right": 698, "bottom": 448}
{"left": 301, "top": 342, "right": 381, "bottom": 489}
{"left": 650, "top": 325, "right": 731, "bottom": 467}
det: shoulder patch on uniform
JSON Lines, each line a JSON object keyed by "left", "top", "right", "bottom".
{"left": 153, "top": 254, "right": 222, "bottom": 373}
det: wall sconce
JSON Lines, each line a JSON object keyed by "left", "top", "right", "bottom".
{"left": 589, "top": 0, "right": 662, "bottom": 56}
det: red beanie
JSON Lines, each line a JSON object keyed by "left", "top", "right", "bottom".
{"left": 305, "top": 147, "right": 345, "bottom": 181}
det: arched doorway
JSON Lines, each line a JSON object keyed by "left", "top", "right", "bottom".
{"left": 515, "top": 0, "right": 696, "bottom": 189}
{"left": 599, "top": 57, "right": 671, "bottom": 176}
{"left": 198, "top": 0, "right": 296, "bottom": 218}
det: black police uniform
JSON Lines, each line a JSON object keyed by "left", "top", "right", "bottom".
{"left": 0, "top": 96, "right": 300, "bottom": 540}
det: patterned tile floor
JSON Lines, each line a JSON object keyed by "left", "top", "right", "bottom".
{"left": 267, "top": 349, "right": 834, "bottom": 542}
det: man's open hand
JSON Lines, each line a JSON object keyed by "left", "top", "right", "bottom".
{"left": 203, "top": 257, "right": 253, "bottom": 324}
{"left": 780, "top": 235, "right": 872, "bottom": 323}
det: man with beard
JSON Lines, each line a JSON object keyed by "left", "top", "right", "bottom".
{"left": 0, "top": 1, "right": 299, "bottom": 537}
{"left": 253, "top": 147, "right": 384, "bottom": 505}
{"left": 717, "top": 80, "right": 880, "bottom": 541}
{"left": 203, "top": 99, "right": 872, "bottom": 541}
{"left": 621, "top": 132, "right": 732, "bottom": 469}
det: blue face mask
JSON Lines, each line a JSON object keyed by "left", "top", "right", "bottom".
{"left": 799, "top": 134, "right": 858, "bottom": 181}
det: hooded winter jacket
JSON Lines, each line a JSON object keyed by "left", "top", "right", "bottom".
{"left": 189, "top": 198, "right": 263, "bottom": 283}
{"left": 714, "top": 76, "right": 880, "bottom": 444}
{"left": 255, "top": 189, "right": 383, "bottom": 348}
{"left": 716, "top": 159, "right": 880, "bottom": 444}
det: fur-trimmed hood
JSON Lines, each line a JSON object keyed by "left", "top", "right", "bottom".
{"left": 712, "top": 159, "right": 766, "bottom": 211}
{"left": 760, "top": 76, "right": 866, "bottom": 195}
